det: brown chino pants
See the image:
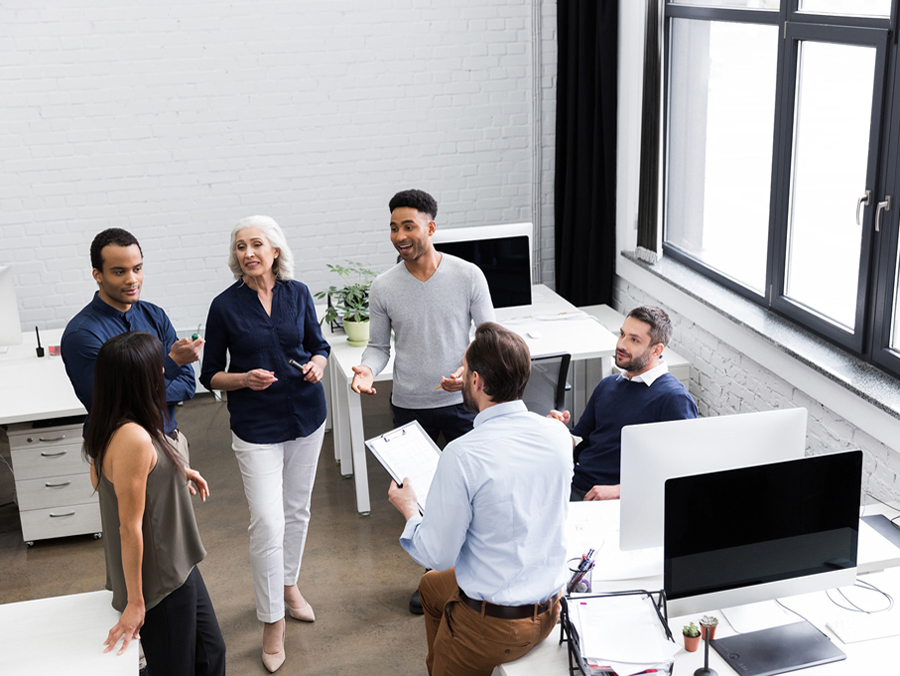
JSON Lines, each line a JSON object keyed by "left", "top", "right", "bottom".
{"left": 419, "top": 568, "right": 560, "bottom": 676}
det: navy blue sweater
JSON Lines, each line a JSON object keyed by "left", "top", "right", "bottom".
{"left": 200, "top": 280, "right": 330, "bottom": 444}
{"left": 570, "top": 373, "right": 698, "bottom": 491}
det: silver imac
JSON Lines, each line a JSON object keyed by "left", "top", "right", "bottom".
{"left": 0, "top": 265, "right": 22, "bottom": 352}
{"left": 619, "top": 408, "right": 808, "bottom": 551}
{"left": 432, "top": 222, "right": 533, "bottom": 309}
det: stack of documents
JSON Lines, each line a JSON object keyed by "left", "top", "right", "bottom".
{"left": 568, "top": 594, "right": 678, "bottom": 676}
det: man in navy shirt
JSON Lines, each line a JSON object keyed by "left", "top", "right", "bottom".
{"left": 550, "top": 305, "right": 698, "bottom": 501}
{"left": 62, "top": 228, "right": 203, "bottom": 441}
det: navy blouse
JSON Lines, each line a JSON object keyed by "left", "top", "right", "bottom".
{"left": 200, "top": 280, "right": 330, "bottom": 444}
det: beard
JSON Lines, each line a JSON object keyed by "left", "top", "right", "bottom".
{"left": 462, "top": 380, "right": 479, "bottom": 413}
{"left": 615, "top": 346, "right": 653, "bottom": 373}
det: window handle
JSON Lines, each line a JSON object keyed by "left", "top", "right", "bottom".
{"left": 856, "top": 190, "right": 872, "bottom": 225}
{"left": 875, "top": 195, "right": 892, "bottom": 232}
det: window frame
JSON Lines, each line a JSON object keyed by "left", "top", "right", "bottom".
{"left": 661, "top": 0, "right": 900, "bottom": 377}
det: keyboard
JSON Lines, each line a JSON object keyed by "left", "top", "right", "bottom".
{"left": 826, "top": 613, "right": 900, "bottom": 644}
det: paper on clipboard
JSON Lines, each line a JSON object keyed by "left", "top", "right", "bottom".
{"left": 365, "top": 421, "right": 442, "bottom": 513}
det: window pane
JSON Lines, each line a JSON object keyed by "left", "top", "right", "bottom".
{"left": 670, "top": 0, "right": 779, "bottom": 8}
{"left": 784, "top": 42, "right": 876, "bottom": 330}
{"left": 665, "top": 20, "right": 778, "bottom": 293}
{"left": 891, "top": 245, "right": 900, "bottom": 351}
{"left": 799, "top": 0, "right": 891, "bottom": 18}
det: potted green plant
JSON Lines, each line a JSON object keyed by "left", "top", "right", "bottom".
{"left": 314, "top": 261, "right": 378, "bottom": 347}
{"left": 700, "top": 614, "right": 718, "bottom": 641}
{"left": 683, "top": 621, "right": 701, "bottom": 652}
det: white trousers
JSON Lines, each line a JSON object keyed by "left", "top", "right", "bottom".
{"left": 232, "top": 422, "right": 325, "bottom": 623}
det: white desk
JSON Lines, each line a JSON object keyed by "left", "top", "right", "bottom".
{"left": 0, "top": 590, "right": 138, "bottom": 675}
{"left": 0, "top": 328, "right": 86, "bottom": 425}
{"left": 498, "top": 501, "right": 900, "bottom": 676}
{"left": 324, "top": 285, "right": 618, "bottom": 514}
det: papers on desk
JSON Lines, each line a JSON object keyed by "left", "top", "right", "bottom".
{"left": 566, "top": 501, "right": 664, "bottom": 581}
{"left": 365, "top": 421, "right": 441, "bottom": 513}
{"left": 568, "top": 593, "right": 677, "bottom": 676}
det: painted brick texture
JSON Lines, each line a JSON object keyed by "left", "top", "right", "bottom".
{"left": 1, "top": 0, "right": 555, "bottom": 332}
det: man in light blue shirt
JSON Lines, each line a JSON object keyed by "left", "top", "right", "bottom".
{"left": 389, "top": 322, "right": 573, "bottom": 676}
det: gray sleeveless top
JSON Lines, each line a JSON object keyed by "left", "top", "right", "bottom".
{"left": 98, "top": 436, "right": 206, "bottom": 612}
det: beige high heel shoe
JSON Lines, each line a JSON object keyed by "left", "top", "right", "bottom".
{"left": 285, "top": 599, "right": 316, "bottom": 622}
{"left": 261, "top": 622, "right": 285, "bottom": 673}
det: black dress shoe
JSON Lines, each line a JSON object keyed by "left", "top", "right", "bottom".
{"left": 409, "top": 589, "right": 424, "bottom": 615}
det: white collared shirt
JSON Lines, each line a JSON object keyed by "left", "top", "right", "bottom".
{"left": 618, "top": 360, "right": 669, "bottom": 387}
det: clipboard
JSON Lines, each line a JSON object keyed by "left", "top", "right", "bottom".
{"left": 365, "top": 420, "right": 442, "bottom": 514}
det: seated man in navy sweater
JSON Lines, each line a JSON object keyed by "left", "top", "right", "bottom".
{"left": 550, "top": 305, "right": 698, "bottom": 501}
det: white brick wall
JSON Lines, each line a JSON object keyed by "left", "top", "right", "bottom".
{"left": 1, "top": 0, "right": 556, "bottom": 332}
{"left": 615, "top": 277, "right": 900, "bottom": 503}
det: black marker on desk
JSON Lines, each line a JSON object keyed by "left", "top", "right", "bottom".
{"left": 35, "top": 326, "right": 44, "bottom": 358}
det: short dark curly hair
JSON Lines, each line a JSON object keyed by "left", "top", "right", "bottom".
{"left": 90, "top": 228, "right": 142, "bottom": 271}
{"left": 389, "top": 189, "right": 438, "bottom": 220}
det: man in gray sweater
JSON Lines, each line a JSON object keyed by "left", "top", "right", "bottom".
{"left": 352, "top": 189, "right": 495, "bottom": 614}
{"left": 352, "top": 189, "right": 495, "bottom": 442}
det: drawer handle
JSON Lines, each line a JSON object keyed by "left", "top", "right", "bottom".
{"left": 49, "top": 511, "right": 76, "bottom": 518}
{"left": 45, "top": 481, "right": 72, "bottom": 488}
{"left": 37, "top": 434, "right": 67, "bottom": 443}
{"left": 40, "top": 450, "right": 68, "bottom": 458}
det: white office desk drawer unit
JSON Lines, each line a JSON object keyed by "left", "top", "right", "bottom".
{"left": 8, "top": 421, "right": 101, "bottom": 546}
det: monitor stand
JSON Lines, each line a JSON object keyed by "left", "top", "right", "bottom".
{"left": 711, "top": 620, "right": 845, "bottom": 676}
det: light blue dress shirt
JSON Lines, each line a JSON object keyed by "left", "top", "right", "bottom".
{"left": 400, "top": 400, "right": 573, "bottom": 606}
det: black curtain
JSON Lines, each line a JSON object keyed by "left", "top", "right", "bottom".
{"left": 555, "top": 0, "right": 618, "bottom": 306}
{"left": 636, "top": 0, "right": 662, "bottom": 261}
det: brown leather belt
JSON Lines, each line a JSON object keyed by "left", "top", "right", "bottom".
{"left": 458, "top": 589, "right": 558, "bottom": 620}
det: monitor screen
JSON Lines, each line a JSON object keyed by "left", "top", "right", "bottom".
{"left": 433, "top": 223, "right": 532, "bottom": 309}
{"left": 619, "top": 408, "right": 808, "bottom": 551}
{"left": 664, "top": 450, "right": 861, "bottom": 617}
{"left": 0, "top": 265, "right": 22, "bottom": 349}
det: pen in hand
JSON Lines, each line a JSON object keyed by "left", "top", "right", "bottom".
{"left": 435, "top": 374, "right": 459, "bottom": 390}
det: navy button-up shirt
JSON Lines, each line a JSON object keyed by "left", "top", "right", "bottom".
{"left": 61, "top": 292, "right": 196, "bottom": 434}
{"left": 200, "top": 279, "right": 330, "bottom": 444}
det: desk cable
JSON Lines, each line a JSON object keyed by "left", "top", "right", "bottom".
{"left": 825, "top": 578, "right": 894, "bottom": 615}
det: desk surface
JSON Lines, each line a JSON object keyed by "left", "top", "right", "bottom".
{"left": 0, "top": 589, "right": 137, "bottom": 675}
{"left": 499, "top": 500, "right": 900, "bottom": 676}
{"left": 0, "top": 328, "right": 85, "bottom": 426}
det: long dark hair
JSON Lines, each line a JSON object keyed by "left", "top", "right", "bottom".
{"left": 83, "top": 331, "right": 182, "bottom": 475}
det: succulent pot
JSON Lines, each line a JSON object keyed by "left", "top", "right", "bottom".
{"left": 683, "top": 633, "right": 701, "bottom": 652}
{"left": 343, "top": 318, "right": 370, "bottom": 347}
{"left": 700, "top": 624, "right": 717, "bottom": 641}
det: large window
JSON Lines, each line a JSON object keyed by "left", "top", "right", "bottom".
{"left": 663, "top": 0, "right": 900, "bottom": 377}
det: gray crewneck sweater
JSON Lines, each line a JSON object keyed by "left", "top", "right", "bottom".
{"left": 360, "top": 254, "right": 495, "bottom": 409}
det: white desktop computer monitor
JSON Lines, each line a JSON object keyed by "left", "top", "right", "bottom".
{"left": 432, "top": 222, "right": 533, "bottom": 309}
{"left": 619, "top": 408, "right": 807, "bottom": 551}
{"left": 664, "top": 450, "right": 861, "bottom": 674}
{"left": 0, "top": 265, "right": 23, "bottom": 351}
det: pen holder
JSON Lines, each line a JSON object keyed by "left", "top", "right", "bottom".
{"left": 567, "top": 557, "right": 592, "bottom": 593}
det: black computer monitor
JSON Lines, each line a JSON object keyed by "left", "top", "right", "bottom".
{"left": 664, "top": 450, "right": 862, "bottom": 675}
{"left": 433, "top": 223, "right": 532, "bottom": 309}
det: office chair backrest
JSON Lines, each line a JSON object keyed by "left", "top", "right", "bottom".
{"left": 522, "top": 352, "right": 571, "bottom": 415}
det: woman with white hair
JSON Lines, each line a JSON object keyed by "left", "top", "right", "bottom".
{"left": 200, "top": 215, "right": 330, "bottom": 673}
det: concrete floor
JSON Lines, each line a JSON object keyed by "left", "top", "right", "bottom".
{"left": 0, "top": 387, "right": 432, "bottom": 675}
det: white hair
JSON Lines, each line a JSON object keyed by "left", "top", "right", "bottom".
{"left": 227, "top": 215, "right": 295, "bottom": 281}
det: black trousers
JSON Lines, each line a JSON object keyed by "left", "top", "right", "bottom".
{"left": 391, "top": 402, "right": 476, "bottom": 444}
{"left": 140, "top": 567, "right": 226, "bottom": 676}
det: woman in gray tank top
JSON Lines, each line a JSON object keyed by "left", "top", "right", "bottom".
{"left": 83, "top": 331, "right": 226, "bottom": 676}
